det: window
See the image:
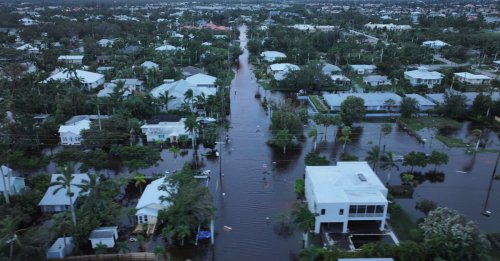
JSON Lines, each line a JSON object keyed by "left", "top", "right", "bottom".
{"left": 349, "top": 206, "right": 356, "bottom": 214}
{"left": 144, "top": 216, "right": 148, "bottom": 222}
{"left": 321, "top": 209, "right": 325, "bottom": 215}
{"left": 339, "top": 209, "right": 344, "bottom": 215}
{"left": 367, "top": 206, "right": 375, "bottom": 214}
{"left": 159, "top": 135, "right": 165, "bottom": 139}
{"left": 376, "top": 205, "right": 384, "bottom": 213}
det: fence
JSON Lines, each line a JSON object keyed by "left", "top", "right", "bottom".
{"left": 66, "top": 252, "right": 157, "bottom": 261}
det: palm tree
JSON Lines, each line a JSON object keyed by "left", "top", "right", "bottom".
{"left": 51, "top": 165, "right": 84, "bottom": 228}
{"left": 338, "top": 126, "right": 351, "bottom": 154}
{"left": 184, "top": 115, "right": 199, "bottom": 152}
{"left": 275, "top": 129, "right": 291, "bottom": 154}
{"left": 133, "top": 173, "right": 146, "bottom": 194}
{"left": 365, "top": 146, "right": 381, "bottom": 170}
{"left": 184, "top": 89, "right": 194, "bottom": 111}
{"left": 308, "top": 127, "right": 318, "bottom": 152}
{"left": 52, "top": 213, "right": 72, "bottom": 254}
{"left": 159, "top": 90, "right": 175, "bottom": 111}
{"left": 169, "top": 146, "right": 181, "bottom": 158}
{"left": 470, "top": 129, "right": 482, "bottom": 152}
{"left": 194, "top": 93, "right": 207, "bottom": 112}
{"left": 380, "top": 152, "right": 400, "bottom": 185}
{"left": 291, "top": 203, "right": 317, "bottom": 248}
{"left": 62, "top": 67, "right": 80, "bottom": 88}
{"left": 0, "top": 217, "right": 21, "bottom": 260}
{"left": 80, "top": 173, "right": 100, "bottom": 197}
{"left": 117, "top": 241, "right": 130, "bottom": 254}
{"left": 175, "top": 224, "right": 191, "bottom": 246}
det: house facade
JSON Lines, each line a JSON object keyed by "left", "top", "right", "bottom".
{"left": 363, "top": 75, "right": 391, "bottom": 86}
{"left": 260, "top": 51, "right": 287, "bottom": 62}
{"left": 323, "top": 93, "right": 402, "bottom": 112}
{"left": 404, "top": 67, "right": 443, "bottom": 88}
{"left": 47, "top": 237, "right": 73, "bottom": 259}
{"left": 305, "top": 162, "right": 388, "bottom": 234}
{"left": 454, "top": 72, "right": 492, "bottom": 85}
{"left": 140, "top": 118, "right": 191, "bottom": 143}
{"left": 350, "top": 64, "right": 376, "bottom": 75}
{"left": 135, "top": 178, "right": 175, "bottom": 235}
{"left": 58, "top": 119, "right": 90, "bottom": 145}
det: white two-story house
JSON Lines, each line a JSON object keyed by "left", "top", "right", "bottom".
{"left": 58, "top": 119, "right": 91, "bottom": 146}
{"left": 305, "top": 162, "right": 388, "bottom": 234}
{"left": 404, "top": 67, "right": 443, "bottom": 88}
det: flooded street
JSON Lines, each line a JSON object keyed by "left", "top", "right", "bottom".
{"left": 210, "top": 25, "right": 302, "bottom": 261}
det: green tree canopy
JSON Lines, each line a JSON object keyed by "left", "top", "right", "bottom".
{"left": 339, "top": 96, "right": 365, "bottom": 126}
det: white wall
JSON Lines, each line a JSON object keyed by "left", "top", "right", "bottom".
{"left": 60, "top": 132, "right": 82, "bottom": 145}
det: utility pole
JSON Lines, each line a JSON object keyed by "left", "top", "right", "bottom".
{"left": 481, "top": 152, "right": 500, "bottom": 217}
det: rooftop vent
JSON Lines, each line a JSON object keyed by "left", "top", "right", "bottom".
{"left": 357, "top": 173, "right": 367, "bottom": 182}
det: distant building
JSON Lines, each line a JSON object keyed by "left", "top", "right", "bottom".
{"left": 267, "top": 63, "right": 300, "bottom": 81}
{"left": 493, "top": 60, "right": 500, "bottom": 70}
{"left": 89, "top": 227, "right": 118, "bottom": 248}
{"left": 260, "top": 51, "right": 287, "bottom": 62}
{"left": 15, "top": 43, "right": 39, "bottom": 54}
{"left": 453, "top": 72, "right": 492, "bottom": 85}
{"left": 150, "top": 79, "right": 216, "bottom": 111}
{"left": 0, "top": 165, "right": 26, "bottom": 196}
{"left": 305, "top": 162, "right": 388, "bottom": 234}
{"left": 182, "top": 66, "right": 207, "bottom": 78}
{"left": 57, "top": 55, "right": 84, "bottom": 65}
{"left": 404, "top": 67, "right": 443, "bottom": 88}
{"left": 141, "top": 61, "right": 159, "bottom": 70}
{"left": 322, "top": 63, "right": 342, "bottom": 75}
{"left": 323, "top": 93, "right": 402, "bottom": 112}
{"left": 404, "top": 94, "right": 436, "bottom": 111}
{"left": 422, "top": 40, "right": 449, "bottom": 49}
{"left": 44, "top": 69, "right": 105, "bottom": 89}
{"left": 185, "top": 73, "right": 217, "bottom": 88}
{"left": 140, "top": 117, "right": 191, "bottom": 143}
{"left": 58, "top": 115, "right": 109, "bottom": 145}
{"left": 350, "top": 64, "right": 376, "bottom": 75}
{"left": 364, "top": 23, "right": 411, "bottom": 31}
{"left": 363, "top": 75, "right": 391, "bottom": 86}
{"left": 155, "top": 44, "right": 184, "bottom": 52}
{"left": 47, "top": 237, "right": 73, "bottom": 259}
{"left": 97, "top": 39, "right": 114, "bottom": 47}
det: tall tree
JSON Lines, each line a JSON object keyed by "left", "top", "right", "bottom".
{"left": 365, "top": 146, "right": 382, "bottom": 170}
{"left": 400, "top": 97, "right": 419, "bottom": 118}
{"left": 274, "top": 129, "right": 292, "bottom": 154}
{"left": 403, "top": 151, "right": 428, "bottom": 172}
{"left": 380, "top": 152, "right": 400, "bottom": 185}
{"left": 308, "top": 127, "right": 318, "bottom": 152}
{"left": 184, "top": 115, "right": 199, "bottom": 152}
{"left": 428, "top": 151, "right": 449, "bottom": 171}
{"left": 51, "top": 165, "right": 84, "bottom": 228}
{"left": 133, "top": 173, "right": 146, "bottom": 194}
{"left": 0, "top": 216, "right": 21, "bottom": 260}
{"left": 339, "top": 96, "right": 365, "bottom": 126}
{"left": 338, "top": 126, "right": 351, "bottom": 154}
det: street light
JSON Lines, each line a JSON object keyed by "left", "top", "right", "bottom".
{"left": 481, "top": 152, "right": 500, "bottom": 217}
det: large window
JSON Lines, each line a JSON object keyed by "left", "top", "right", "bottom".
{"left": 349, "top": 205, "right": 385, "bottom": 217}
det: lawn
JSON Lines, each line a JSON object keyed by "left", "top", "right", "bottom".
{"left": 309, "top": 95, "right": 329, "bottom": 113}
{"left": 435, "top": 135, "right": 468, "bottom": 147}
{"left": 388, "top": 203, "right": 417, "bottom": 241}
{"left": 402, "top": 117, "right": 462, "bottom": 131}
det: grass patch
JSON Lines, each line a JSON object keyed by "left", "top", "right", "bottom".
{"left": 402, "top": 117, "right": 462, "bottom": 131}
{"left": 309, "top": 95, "right": 329, "bottom": 113}
{"left": 435, "top": 135, "right": 468, "bottom": 147}
{"left": 388, "top": 203, "right": 417, "bottom": 241}
{"left": 258, "top": 80, "right": 271, "bottom": 90}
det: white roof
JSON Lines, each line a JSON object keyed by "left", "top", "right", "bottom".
{"left": 269, "top": 63, "right": 300, "bottom": 72}
{"left": 89, "top": 227, "right": 118, "bottom": 239}
{"left": 405, "top": 94, "right": 436, "bottom": 106}
{"left": 150, "top": 79, "right": 216, "bottom": 109}
{"left": 141, "top": 118, "right": 189, "bottom": 137}
{"left": 322, "top": 63, "right": 342, "bottom": 74}
{"left": 48, "top": 237, "right": 73, "bottom": 253}
{"left": 58, "top": 55, "right": 84, "bottom": 60}
{"left": 58, "top": 119, "right": 91, "bottom": 135}
{"left": 331, "top": 75, "right": 350, "bottom": 82}
{"left": 141, "top": 61, "right": 158, "bottom": 69}
{"left": 186, "top": 73, "right": 217, "bottom": 86}
{"left": 135, "top": 177, "right": 174, "bottom": 217}
{"left": 39, "top": 174, "right": 90, "bottom": 206}
{"left": 422, "top": 40, "right": 448, "bottom": 46}
{"left": 16, "top": 43, "right": 38, "bottom": 51}
{"left": 350, "top": 64, "right": 376, "bottom": 71}
{"left": 363, "top": 75, "right": 388, "bottom": 82}
{"left": 404, "top": 68, "right": 443, "bottom": 80}
{"left": 44, "top": 69, "right": 104, "bottom": 84}
{"left": 97, "top": 83, "right": 132, "bottom": 98}
{"left": 454, "top": 72, "right": 491, "bottom": 80}
{"left": 323, "top": 93, "right": 402, "bottom": 107}
{"left": 260, "top": 51, "right": 287, "bottom": 59}
{"left": 155, "top": 44, "right": 184, "bottom": 51}
{"left": 494, "top": 60, "right": 500, "bottom": 65}
{"left": 306, "top": 162, "right": 388, "bottom": 204}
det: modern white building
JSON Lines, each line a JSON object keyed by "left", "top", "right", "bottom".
{"left": 0, "top": 165, "right": 25, "bottom": 196}
{"left": 97, "top": 39, "right": 115, "bottom": 47}
{"left": 44, "top": 69, "right": 105, "bottom": 89}
{"left": 323, "top": 93, "right": 402, "bottom": 112}
{"left": 305, "top": 162, "right": 388, "bottom": 234}
{"left": 186, "top": 73, "right": 217, "bottom": 88}
{"left": 135, "top": 177, "right": 175, "bottom": 235}
{"left": 363, "top": 75, "right": 391, "bottom": 86}
{"left": 260, "top": 51, "right": 287, "bottom": 62}
{"left": 46, "top": 237, "right": 73, "bottom": 259}
{"left": 155, "top": 44, "right": 184, "bottom": 52}
{"left": 15, "top": 43, "right": 39, "bottom": 54}
{"left": 89, "top": 227, "right": 118, "bottom": 248}
{"left": 404, "top": 67, "right": 443, "bottom": 88}
{"left": 453, "top": 72, "right": 492, "bottom": 85}
{"left": 57, "top": 55, "right": 84, "bottom": 65}
{"left": 350, "top": 64, "right": 376, "bottom": 75}
{"left": 58, "top": 119, "right": 90, "bottom": 146}
{"left": 421, "top": 40, "right": 449, "bottom": 49}
{"left": 267, "top": 63, "right": 300, "bottom": 81}
{"left": 140, "top": 118, "right": 191, "bottom": 143}
{"left": 39, "top": 174, "right": 90, "bottom": 212}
